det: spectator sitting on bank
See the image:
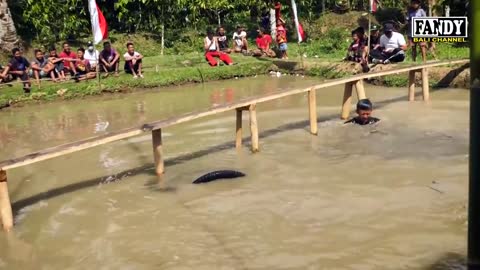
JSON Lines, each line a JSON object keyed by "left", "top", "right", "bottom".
{"left": 0, "top": 64, "right": 12, "bottom": 84}
{"left": 124, "top": 42, "right": 144, "bottom": 78}
{"left": 370, "top": 23, "right": 407, "bottom": 64}
{"left": 276, "top": 20, "right": 288, "bottom": 59}
{"left": 84, "top": 41, "right": 99, "bottom": 71}
{"left": 0, "top": 48, "right": 32, "bottom": 93}
{"left": 406, "top": 0, "right": 427, "bottom": 62}
{"left": 30, "top": 49, "right": 56, "bottom": 84}
{"left": 368, "top": 25, "right": 381, "bottom": 52}
{"left": 253, "top": 28, "right": 276, "bottom": 58}
{"left": 59, "top": 42, "right": 78, "bottom": 76}
{"left": 74, "top": 48, "right": 96, "bottom": 81}
{"left": 345, "top": 29, "right": 369, "bottom": 72}
{"left": 48, "top": 47, "right": 66, "bottom": 81}
{"left": 204, "top": 29, "right": 234, "bottom": 67}
{"left": 217, "top": 26, "right": 231, "bottom": 54}
{"left": 233, "top": 25, "right": 248, "bottom": 53}
{"left": 99, "top": 41, "right": 120, "bottom": 77}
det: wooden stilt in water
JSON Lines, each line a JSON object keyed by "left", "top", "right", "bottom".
{"left": 0, "top": 170, "right": 13, "bottom": 231}
{"left": 341, "top": 82, "right": 354, "bottom": 120}
{"left": 249, "top": 104, "right": 259, "bottom": 153}
{"left": 422, "top": 68, "right": 430, "bottom": 101}
{"left": 152, "top": 129, "right": 165, "bottom": 176}
{"left": 308, "top": 88, "right": 318, "bottom": 135}
{"left": 354, "top": 79, "right": 366, "bottom": 100}
{"left": 236, "top": 109, "right": 243, "bottom": 149}
{"left": 408, "top": 70, "right": 416, "bottom": 101}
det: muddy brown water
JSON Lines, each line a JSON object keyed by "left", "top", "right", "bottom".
{"left": 0, "top": 76, "right": 469, "bottom": 269}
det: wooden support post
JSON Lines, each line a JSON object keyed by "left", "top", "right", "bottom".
{"left": 308, "top": 88, "right": 318, "bottom": 135}
{"left": 341, "top": 82, "right": 354, "bottom": 120}
{"left": 408, "top": 70, "right": 416, "bottom": 101}
{"left": 236, "top": 109, "right": 243, "bottom": 149}
{"left": 0, "top": 170, "right": 13, "bottom": 231}
{"left": 354, "top": 79, "right": 367, "bottom": 100}
{"left": 249, "top": 104, "right": 259, "bottom": 153}
{"left": 152, "top": 129, "right": 164, "bottom": 176}
{"left": 422, "top": 68, "right": 430, "bottom": 101}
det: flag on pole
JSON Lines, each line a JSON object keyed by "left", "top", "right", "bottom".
{"left": 88, "top": 0, "right": 108, "bottom": 44}
{"left": 370, "top": 0, "right": 380, "bottom": 13}
{"left": 291, "top": 0, "right": 305, "bottom": 43}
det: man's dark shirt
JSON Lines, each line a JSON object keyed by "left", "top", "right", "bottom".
{"left": 344, "top": 117, "right": 380, "bottom": 125}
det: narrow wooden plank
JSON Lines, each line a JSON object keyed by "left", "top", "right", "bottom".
{"left": 355, "top": 80, "right": 366, "bottom": 100}
{"left": 422, "top": 68, "right": 430, "bottom": 101}
{"left": 341, "top": 82, "right": 354, "bottom": 120}
{"left": 408, "top": 70, "right": 416, "bottom": 101}
{"left": 152, "top": 129, "right": 164, "bottom": 175}
{"left": 236, "top": 109, "right": 243, "bottom": 149}
{"left": 0, "top": 170, "right": 13, "bottom": 231}
{"left": 249, "top": 104, "right": 259, "bottom": 153}
{"left": 308, "top": 89, "right": 318, "bottom": 135}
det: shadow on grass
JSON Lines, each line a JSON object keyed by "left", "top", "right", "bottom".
{"left": 10, "top": 86, "right": 449, "bottom": 217}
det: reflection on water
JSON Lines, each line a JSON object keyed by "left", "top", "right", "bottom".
{"left": 0, "top": 76, "right": 470, "bottom": 269}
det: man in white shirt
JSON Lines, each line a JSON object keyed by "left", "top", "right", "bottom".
{"left": 232, "top": 25, "right": 248, "bottom": 53}
{"left": 84, "top": 41, "right": 99, "bottom": 71}
{"left": 370, "top": 24, "right": 407, "bottom": 64}
{"left": 123, "top": 42, "right": 144, "bottom": 78}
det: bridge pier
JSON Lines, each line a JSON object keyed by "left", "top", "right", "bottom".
{"left": 308, "top": 88, "right": 318, "bottom": 135}
{"left": 408, "top": 70, "right": 416, "bottom": 101}
{"left": 152, "top": 129, "right": 165, "bottom": 176}
{"left": 341, "top": 80, "right": 367, "bottom": 120}
{"left": 0, "top": 170, "right": 13, "bottom": 232}
{"left": 249, "top": 104, "right": 259, "bottom": 153}
{"left": 422, "top": 68, "right": 430, "bottom": 101}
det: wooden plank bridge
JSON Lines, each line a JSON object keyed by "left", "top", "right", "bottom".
{"left": 0, "top": 59, "right": 469, "bottom": 231}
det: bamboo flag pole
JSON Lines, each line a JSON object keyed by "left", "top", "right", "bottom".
{"left": 469, "top": 1, "right": 480, "bottom": 269}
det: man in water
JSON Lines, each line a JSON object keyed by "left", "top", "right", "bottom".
{"left": 345, "top": 99, "right": 380, "bottom": 125}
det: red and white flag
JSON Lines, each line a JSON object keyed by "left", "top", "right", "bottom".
{"left": 291, "top": 0, "right": 305, "bottom": 43}
{"left": 88, "top": 0, "right": 108, "bottom": 44}
{"left": 370, "top": 0, "right": 380, "bottom": 13}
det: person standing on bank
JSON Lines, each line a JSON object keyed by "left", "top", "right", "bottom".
{"left": 406, "top": 0, "right": 427, "bottom": 62}
{"left": 370, "top": 24, "right": 407, "bottom": 64}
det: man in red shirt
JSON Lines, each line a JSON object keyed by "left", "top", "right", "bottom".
{"left": 59, "top": 42, "right": 78, "bottom": 76}
{"left": 253, "top": 28, "right": 276, "bottom": 58}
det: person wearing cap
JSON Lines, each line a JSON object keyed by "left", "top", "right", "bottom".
{"left": 276, "top": 20, "right": 288, "bottom": 59}
{"left": 233, "top": 25, "right": 248, "bottom": 53}
{"left": 204, "top": 28, "right": 234, "bottom": 66}
{"left": 370, "top": 23, "right": 407, "bottom": 64}
{"left": 369, "top": 25, "right": 381, "bottom": 51}
{"left": 84, "top": 41, "right": 99, "bottom": 71}
{"left": 253, "top": 28, "right": 276, "bottom": 58}
{"left": 344, "top": 99, "right": 380, "bottom": 125}
{"left": 406, "top": 0, "right": 427, "bottom": 62}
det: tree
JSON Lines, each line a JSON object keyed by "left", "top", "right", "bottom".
{"left": 0, "top": 0, "right": 19, "bottom": 53}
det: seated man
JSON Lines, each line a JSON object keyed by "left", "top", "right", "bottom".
{"left": 1, "top": 48, "right": 31, "bottom": 93}
{"left": 204, "top": 29, "right": 233, "bottom": 67}
{"left": 48, "top": 47, "right": 66, "bottom": 81}
{"left": 123, "top": 42, "right": 144, "bottom": 78}
{"left": 217, "top": 27, "right": 231, "bottom": 54}
{"left": 0, "top": 64, "right": 12, "bottom": 84}
{"left": 232, "top": 25, "right": 248, "bottom": 53}
{"left": 30, "top": 49, "right": 56, "bottom": 84}
{"left": 84, "top": 41, "right": 99, "bottom": 71}
{"left": 344, "top": 99, "right": 380, "bottom": 125}
{"left": 74, "top": 48, "right": 96, "bottom": 81}
{"left": 370, "top": 24, "right": 407, "bottom": 64}
{"left": 59, "top": 42, "right": 78, "bottom": 76}
{"left": 252, "top": 28, "right": 276, "bottom": 58}
{"left": 99, "top": 42, "right": 120, "bottom": 77}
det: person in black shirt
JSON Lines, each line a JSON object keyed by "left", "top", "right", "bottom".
{"left": 345, "top": 99, "right": 380, "bottom": 125}
{"left": 0, "top": 48, "right": 31, "bottom": 93}
{"left": 217, "top": 27, "right": 232, "bottom": 54}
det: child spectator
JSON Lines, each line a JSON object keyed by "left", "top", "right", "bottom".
{"left": 123, "top": 42, "right": 144, "bottom": 78}
{"left": 346, "top": 29, "right": 369, "bottom": 72}
{"left": 30, "top": 49, "right": 56, "bottom": 84}
{"left": 84, "top": 41, "right": 99, "bottom": 71}
{"left": 232, "top": 25, "right": 248, "bottom": 53}
{"left": 0, "top": 48, "right": 31, "bottom": 93}
{"left": 344, "top": 99, "right": 380, "bottom": 125}
{"left": 406, "top": 0, "right": 427, "bottom": 62}
{"left": 99, "top": 41, "right": 120, "bottom": 77}
{"left": 276, "top": 20, "right": 288, "bottom": 59}
{"left": 59, "top": 42, "right": 78, "bottom": 76}
{"left": 48, "top": 47, "right": 66, "bottom": 81}
{"left": 253, "top": 28, "right": 276, "bottom": 58}
{"left": 75, "top": 48, "right": 96, "bottom": 81}
{"left": 204, "top": 29, "right": 234, "bottom": 67}
{"left": 217, "top": 27, "right": 231, "bottom": 54}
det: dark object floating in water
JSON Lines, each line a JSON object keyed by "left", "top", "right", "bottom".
{"left": 193, "top": 170, "right": 246, "bottom": 184}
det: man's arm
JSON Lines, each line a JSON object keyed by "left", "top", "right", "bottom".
{"left": 136, "top": 53, "right": 143, "bottom": 60}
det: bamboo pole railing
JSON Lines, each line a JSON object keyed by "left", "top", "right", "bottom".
{"left": 0, "top": 59, "right": 469, "bottom": 231}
